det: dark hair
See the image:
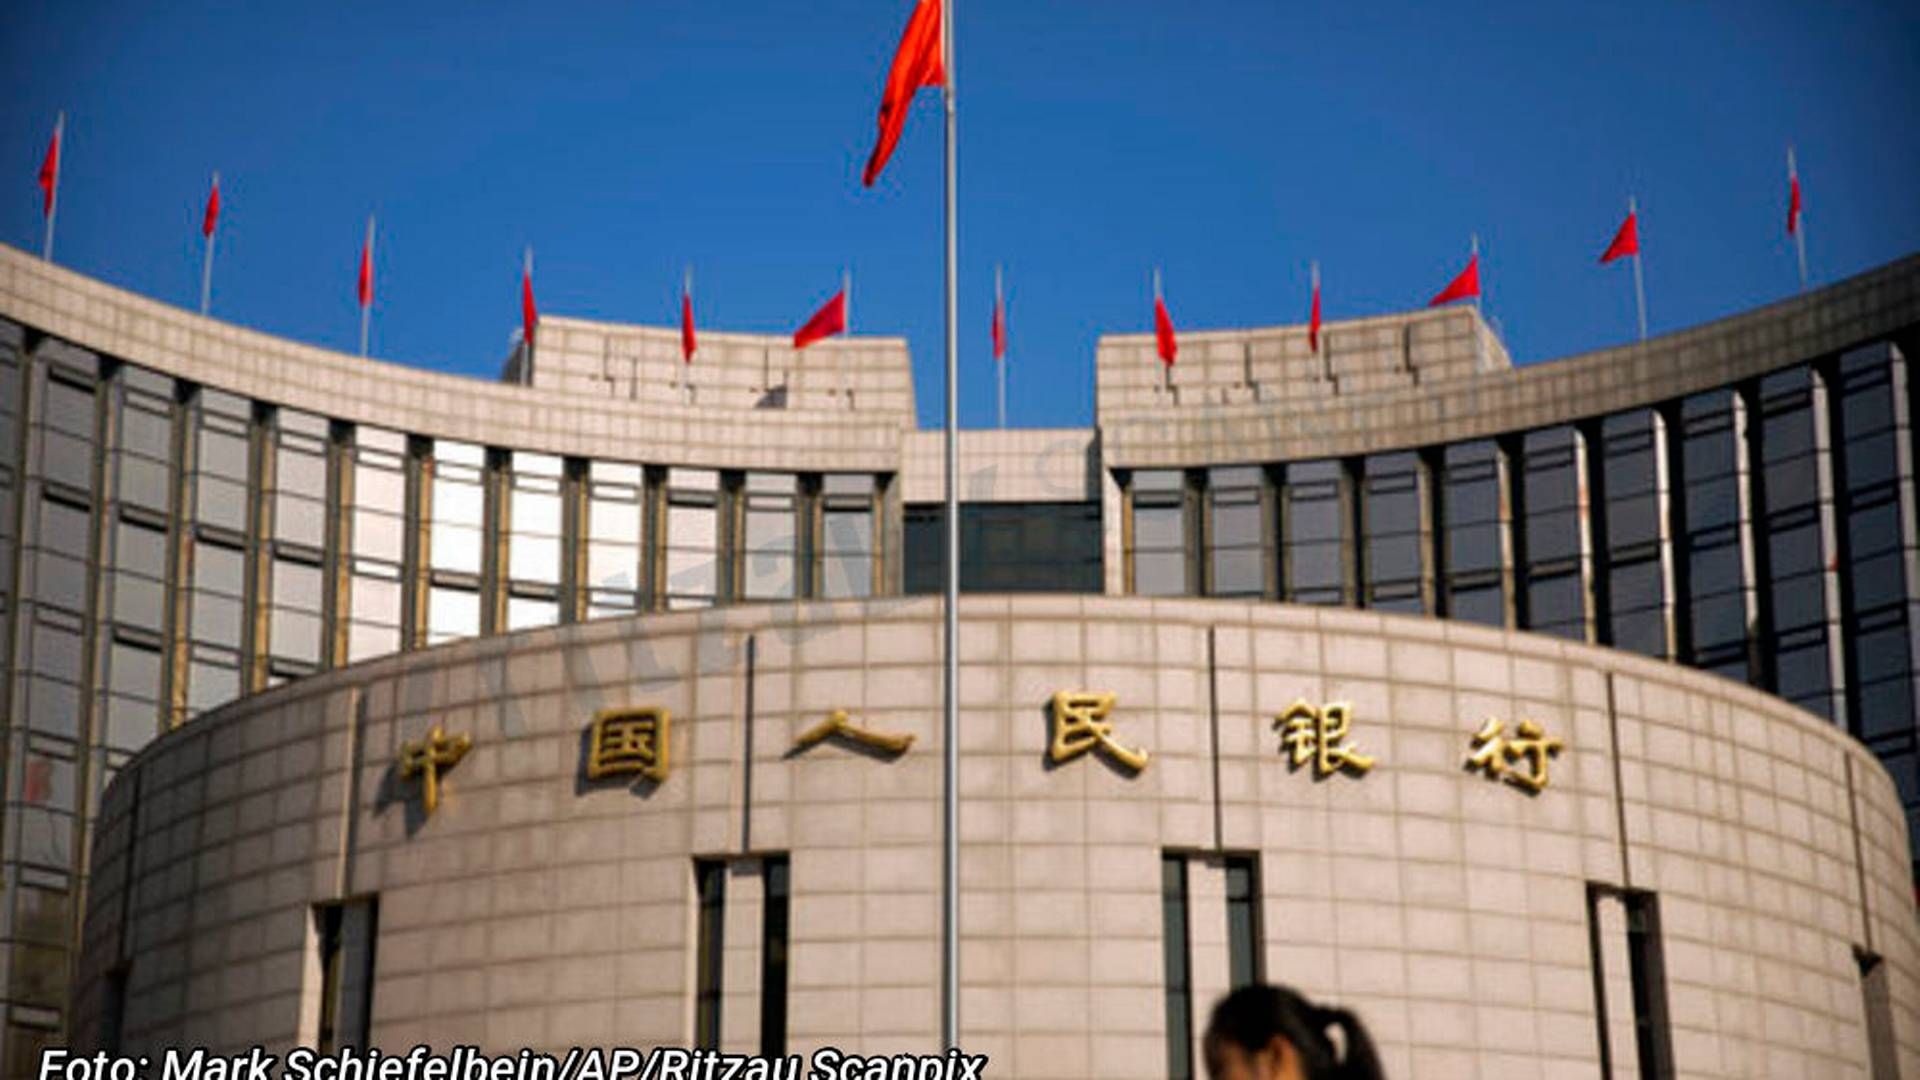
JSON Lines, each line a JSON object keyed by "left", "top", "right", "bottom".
{"left": 1204, "top": 984, "right": 1385, "bottom": 1080}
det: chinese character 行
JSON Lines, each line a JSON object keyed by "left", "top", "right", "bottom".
{"left": 1464, "top": 717, "right": 1564, "bottom": 794}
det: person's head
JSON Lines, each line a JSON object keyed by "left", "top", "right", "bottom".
{"left": 1202, "top": 984, "right": 1384, "bottom": 1080}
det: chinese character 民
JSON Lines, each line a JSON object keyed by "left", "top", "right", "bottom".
{"left": 586, "top": 707, "right": 671, "bottom": 781}
{"left": 1275, "top": 700, "right": 1375, "bottom": 777}
{"left": 398, "top": 724, "right": 472, "bottom": 817}
{"left": 1464, "top": 717, "right": 1564, "bottom": 793}
{"left": 1049, "top": 691, "right": 1149, "bottom": 772}
{"left": 793, "top": 709, "right": 915, "bottom": 755}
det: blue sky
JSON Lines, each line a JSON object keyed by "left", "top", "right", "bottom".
{"left": 3, "top": 1, "right": 1917, "bottom": 430}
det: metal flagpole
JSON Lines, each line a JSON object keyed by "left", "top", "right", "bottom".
{"left": 1154, "top": 266, "right": 1168, "bottom": 393}
{"left": 940, "top": 0, "right": 960, "bottom": 1053}
{"left": 842, "top": 267, "right": 852, "bottom": 405}
{"left": 1629, "top": 197, "right": 1648, "bottom": 342}
{"left": 360, "top": 214, "right": 375, "bottom": 357}
{"left": 43, "top": 112, "right": 63, "bottom": 262}
{"left": 995, "top": 264, "right": 1005, "bottom": 430}
{"left": 201, "top": 172, "right": 218, "bottom": 316}
{"left": 684, "top": 266, "right": 695, "bottom": 404}
{"left": 1789, "top": 146, "right": 1809, "bottom": 292}
{"left": 523, "top": 246, "right": 534, "bottom": 385}
{"left": 1470, "top": 235, "right": 1486, "bottom": 371}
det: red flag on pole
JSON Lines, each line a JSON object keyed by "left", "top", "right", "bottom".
{"left": 1428, "top": 255, "right": 1481, "bottom": 307}
{"left": 1787, "top": 169, "right": 1803, "bottom": 236}
{"left": 1599, "top": 208, "right": 1640, "bottom": 263}
{"left": 1309, "top": 263, "right": 1322, "bottom": 354}
{"left": 37, "top": 123, "right": 60, "bottom": 217}
{"left": 357, "top": 234, "right": 374, "bottom": 308}
{"left": 862, "top": 0, "right": 946, "bottom": 186}
{"left": 794, "top": 290, "right": 847, "bottom": 349}
{"left": 1153, "top": 297, "right": 1177, "bottom": 366}
{"left": 520, "top": 252, "right": 538, "bottom": 347}
{"left": 202, "top": 175, "right": 221, "bottom": 238}
{"left": 680, "top": 277, "right": 697, "bottom": 363}
{"left": 991, "top": 284, "right": 1006, "bottom": 361}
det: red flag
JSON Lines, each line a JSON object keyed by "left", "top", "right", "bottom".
{"left": 521, "top": 263, "right": 538, "bottom": 347}
{"left": 991, "top": 289, "right": 1006, "bottom": 361}
{"left": 794, "top": 290, "right": 848, "bottom": 349}
{"left": 680, "top": 286, "right": 697, "bottom": 363}
{"left": 1788, "top": 174, "right": 1803, "bottom": 236}
{"left": 1309, "top": 270, "right": 1322, "bottom": 354}
{"left": 202, "top": 175, "right": 221, "bottom": 238}
{"left": 357, "top": 236, "right": 373, "bottom": 308}
{"left": 1154, "top": 296, "right": 1177, "bottom": 366}
{"left": 862, "top": 0, "right": 945, "bottom": 186}
{"left": 37, "top": 121, "right": 60, "bottom": 217}
{"left": 1599, "top": 209, "right": 1640, "bottom": 264}
{"left": 1428, "top": 255, "right": 1480, "bottom": 307}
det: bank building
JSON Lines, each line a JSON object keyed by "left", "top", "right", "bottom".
{"left": 0, "top": 241, "right": 1918, "bottom": 1078}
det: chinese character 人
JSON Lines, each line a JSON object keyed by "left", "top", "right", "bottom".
{"left": 1049, "top": 691, "right": 1149, "bottom": 772}
{"left": 586, "top": 707, "right": 671, "bottom": 782}
{"left": 793, "top": 709, "right": 915, "bottom": 755}
{"left": 1275, "top": 700, "right": 1375, "bottom": 777}
{"left": 1464, "top": 717, "right": 1564, "bottom": 794}
{"left": 398, "top": 724, "right": 472, "bottom": 817}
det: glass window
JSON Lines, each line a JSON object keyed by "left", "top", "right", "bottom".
{"left": 270, "top": 557, "right": 324, "bottom": 667}
{"left": 273, "top": 409, "right": 329, "bottom": 551}
{"left": 1362, "top": 452, "right": 1424, "bottom": 613}
{"left": 113, "top": 374, "right": 173, "bottom": 514}
{"left": 666, "top": 468, "right": 720, "bottom": 608}
{"left": 508, "top": 452, "right": 563, "bottom": 586}
{"left": 1441, "top": 440, "right": 1505, "bottom": 626}
{"left": 903, "top": 502, "right": 1104, "bottom": 595}
{"left": 820, "top": 474, "right": 875, "bottom": 599}
{"left": 759, "top": 855, "right": 791, "bottom": 1057}
{"left": 41, "top": 375, "right": 97, "bottom": 491}
{"left": 694, "top": 860, "right": 726, "bottom": 1050}
{"left": 193, "top": 389, "right": 251, "bottom": 535}
{"left": 110, "top": 519, "right": 167, "bottom": 633}
{"left": 347, "top": 564, "right": 401, "bottom": 663}
{"left": 35, "top": 498, "right": 92, "bottom": 616}
{"left": 1224, "top": 855, "right": 1262, "bottom": 991}
{"left": 1836, "top": 348, "right": 1919, "bottom": 743}
{"left": 587, "top": 461, "right": 644, "bottom": 616}
{"left": 429, "top": 440, "right": 485, "bottom": 577}
{"left": 1600, "top": 410, "right": 1668, "bottom": 658}
{"left": 1680, "top": 391, "right": 1751, "bottom": 680}
{"left": 1206, "top": 466, "right": 1267, "bottom": 598}
{"left": 741, "top": 472, "right": 797, "bottom": 600}
{"left": 1284, "top": 460, "right": 1346, "bottom": 605}
{"left": 1161, "top": 854, "right": 1193, "bottom": 1080}
{"left": 1131, "top": 469, "right": 1189, "bottom": 597}
{"left": 1759, "top": 368, "right": 1833, "bottom": 717}
{"left": 427, "top": 584, "right": 481, "bottom": 645}
{"left": 1520, "top": 427, "right": 1586, "bottom": 639}
{"left": 104, "top": 638, "right": 163, "bottom": 751}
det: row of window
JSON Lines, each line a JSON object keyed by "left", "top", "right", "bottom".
{"left": 1123, "top": 347, "right": 1920, "bottom": 851}
{"left": 96, "top": 857, "right": 1906, "bottom": 1080}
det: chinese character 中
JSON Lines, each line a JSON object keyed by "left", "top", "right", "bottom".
{"left": 397, "top": 724, "right": 472, "bottom": 817}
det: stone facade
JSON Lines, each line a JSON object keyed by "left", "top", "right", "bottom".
{"left": 70, "top": 597, "right": 1920, "bottom": 1078}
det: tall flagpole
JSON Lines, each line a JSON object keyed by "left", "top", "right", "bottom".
{"left": 940, "top": 0, "right": 961, "bottom": 1053}
{"left": 359, "top": 214, "right": 375, "bottom": 358}
{"left": 1789, "top": 145, "right": 1809, "bottom": 292}
{"left": 995, "top": 264, "right": 1005, "bottom": 430}
{"left": 1629, "top": 196, "right": 1648, "bottom": 342}
{"left": 200, "top": 172, "right": 218, "bottom": 316}
{"left": 1470, "top": 234, "right": 1486, "bottom": 372}
{"left": 43, "top": 112, "right": 64, "bottom": 262}
{"left": 683, "top": 265, "right": 695, "bottom": 404}
{"left": 1154, "top": 266, "right": 1168, "bottom": 393}
{"left": 843, "top": 267, "right": 853, "bottom": 404}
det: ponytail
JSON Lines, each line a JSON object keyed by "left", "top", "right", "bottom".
{"left": 1204, "top": 985, "right": 1385, "bottom": 1080}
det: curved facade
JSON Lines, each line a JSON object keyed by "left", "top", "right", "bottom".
{"left": 64, "top": 598, "right": 1920, "bottom": 1078}
{"left": 0, "top": 237, "right": 1912, "bottom": 1074}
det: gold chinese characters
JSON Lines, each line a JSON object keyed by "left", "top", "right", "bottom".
{"left": 586, "top": 707, "right": 671, "bottom": 781}
{"left": 397, "top": 724, "right": 471, "bottom": 817}
{"left": 1049, "top": 691, "right": 1149, "bottom": 772}
{"left": 793, "top": 709, "right": 915, "bottom": 755}
{"left": 1464, "top": 717, "right": 1565, "bottom": 793}
{"left": 1275, "top": 700, "right": 1375, "bottom": 777}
